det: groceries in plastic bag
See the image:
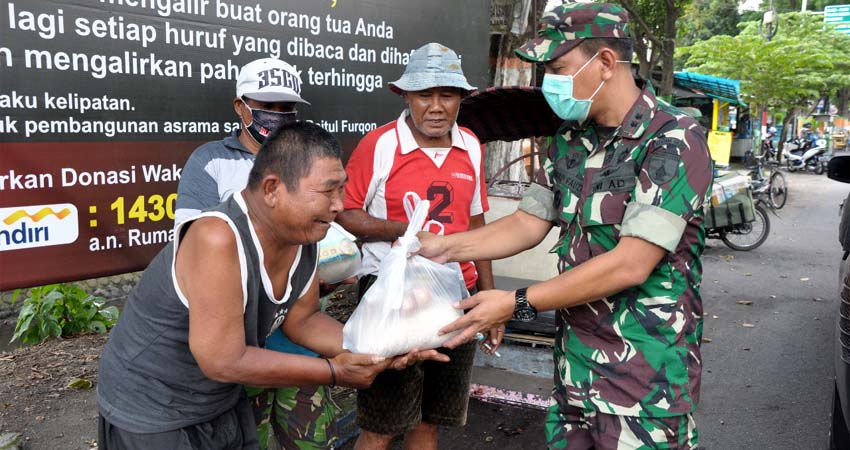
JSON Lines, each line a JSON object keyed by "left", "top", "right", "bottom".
{"left": 342, "top": 195, "right": 468, "bottom": 357}
{"left": 317, "top": 222, "right": 362, "bottom": 284}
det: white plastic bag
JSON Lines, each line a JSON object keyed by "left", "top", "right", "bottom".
{"left": 317, "top": 222, "right": 361, "bottom": 284}
{"left": 342, "top": 195, "right": 467, "bottom": 357}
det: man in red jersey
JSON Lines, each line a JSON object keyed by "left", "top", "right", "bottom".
{"left": 337, "top": 42, "right": 502, "bottom": 450}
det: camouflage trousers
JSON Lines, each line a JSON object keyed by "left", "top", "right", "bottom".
{"left": 545, "top": 396, "right": 698, "bottom": 450}
{"left": 246, "top": 384, "right": 339, "bottom": 450}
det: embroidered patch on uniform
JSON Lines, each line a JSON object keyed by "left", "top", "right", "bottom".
{"left": 616, "top": 146, "right": 631, "bottom": 164}
{"left": 647, "top": 146, "right": 681, "bottom": 185}
{"left": 589, "top": 161, "right": 636, "bottom": 193}
{"left": 565, "top": 152, "right": 583, "bottom": 170}
{"left": 604, "top": 143, "right": 632, "bottom": 166}
{"left": 555, "top": 153, "right": 584, "bottom": 195}
{"left": 559, "top": 173, "right": 584, "bottom": 195}
{"left": 624, "top": 105, "right": 651, "bottom": 133}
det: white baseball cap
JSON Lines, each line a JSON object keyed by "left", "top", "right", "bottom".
{"left": 236, "top": 58, "right": 309, "bottom": 104}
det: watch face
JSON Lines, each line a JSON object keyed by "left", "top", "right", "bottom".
{"left": 514, "top": 308, "right": 537, "bottom": 322}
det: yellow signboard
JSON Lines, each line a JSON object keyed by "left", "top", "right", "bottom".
{"left": 708, "top": 130, "right": 733, "bottom": 166}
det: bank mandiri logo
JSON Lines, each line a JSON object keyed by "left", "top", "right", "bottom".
{"left": 0, "top": 204, "right": 79, "bottom": 251}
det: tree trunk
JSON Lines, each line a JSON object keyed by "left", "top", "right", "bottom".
{"left": 658, "top": 0, "right": 680, "bottom": 98}
{"left": 837, "top": 87, "right": 849, "bottom": 118}
{"left": 633, "top": 35, "right": 651, "bottom": 80}
{"left": 619, "top": 0, "right": 663, "bottom": 83}
{"left": 659, "top": 38, "right": 675, "bottom": 98}
{"left": 777, "top": 108, "right": 797, "bottom": 163}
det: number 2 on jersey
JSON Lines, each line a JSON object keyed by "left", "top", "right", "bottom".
{"left": 427, "top": 181, "right": 454, "bottom": 224}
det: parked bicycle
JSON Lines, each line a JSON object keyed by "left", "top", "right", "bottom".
{"left": 745, "top": 150, "right": 788, "bottom": 210}
{"left": 705, "top": 168, "right": 771, "bottom": 251}
{"left": 705, "top": 189, "right": 771, "bottom": 251}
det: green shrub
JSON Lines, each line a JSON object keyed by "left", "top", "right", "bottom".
{"left": 11, "top": 284, "right": 120, "bottom": 346}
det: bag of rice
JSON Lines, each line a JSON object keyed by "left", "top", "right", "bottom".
{"left": 342, "top": 197, "right": 467, "bottom": 357}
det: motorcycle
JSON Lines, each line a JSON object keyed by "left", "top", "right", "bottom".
{"left": 783, "top": 136, "right": 812, "bottom": 154}
{"left": 783, "top": 137, "right": 828, "bottom": 174}
{"left": 784, "top": 129, "right": 819, "bottom": 153}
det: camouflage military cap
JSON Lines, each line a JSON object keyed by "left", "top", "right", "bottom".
{"left": 515, "top": 2, "right": 630, "bottom": 63}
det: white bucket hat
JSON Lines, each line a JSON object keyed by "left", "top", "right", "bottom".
{"left": 236, "top": 58, "right": 309, "bottom": 104}
{"left": 388, "top": 43, "right": 477, "bottom": 95}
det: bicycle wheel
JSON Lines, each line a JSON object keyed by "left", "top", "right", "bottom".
{"left": 721, "top": 205, "right": 770, "bottom": 251}
{"left": 769, "top": 171, "right": 788, "bottom": 209}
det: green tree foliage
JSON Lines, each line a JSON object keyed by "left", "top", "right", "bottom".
{"left": 739, "top": 1, "right": 847, "bottom": 29}
{"left": 677, "top": 0, "right": 741, "bottom": 47}
{"left": 679, "top": 12, "right": 850, "bottom": 114}
{"left": 773, "top": 0, "right": 847, "bottom": 13}
{"left": 11, "top": 283, "right": 120, "bottom": 346}
{"left": 617, "top": 0, "right": 691, "bottom": 97}
{"left": 739, "top": 10, "right": 765, "bottom": 23}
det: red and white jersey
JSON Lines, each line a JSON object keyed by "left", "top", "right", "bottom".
{"left": 344, "top": 110, "right": 489, "bottom": 289}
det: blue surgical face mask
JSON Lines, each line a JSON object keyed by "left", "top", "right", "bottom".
{"left": 542, "top": 52, "right": 625, "bottom": 122}
{"left": 241, "top": 99, "right": 297, "bottom": 144}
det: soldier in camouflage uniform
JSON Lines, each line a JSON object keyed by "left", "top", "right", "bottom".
{"left": 417, "top": 3, "right": 712, "bottom": 449}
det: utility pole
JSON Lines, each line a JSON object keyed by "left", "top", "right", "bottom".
{"left": 760, "top": 0, "right": 778, "bottom": 41}
{"left": 759, "top": 0, "right": 779, "bottom": 159}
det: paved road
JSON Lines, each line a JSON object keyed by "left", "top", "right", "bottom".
{"left": 697, "top": 171, "right": 845, "bottom": 449}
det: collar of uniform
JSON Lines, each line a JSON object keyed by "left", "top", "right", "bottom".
{"left": 396, "top": 109, "right": 470, "bottom": 155}
{"left": 616, "top": 81, "right": 657, "bottom": 140}
{"left": 554, "top": 80, "right": 658, "bottom": 140}
{"left": 223, "top": 130, "right": 254, "bottom": 155}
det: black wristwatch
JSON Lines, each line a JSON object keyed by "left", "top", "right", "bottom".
{"left": 512, "top": 287, "right": 538, "bottom": 322}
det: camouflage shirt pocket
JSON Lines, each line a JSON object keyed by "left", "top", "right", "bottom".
{"left": 580, "top": 163, "right": 635, "bottom": 227}
{"left": 580, "top": 190, "right": 631, "bottom": 227}
{"left": 553, "top": 157, "right": 583, "bottom": 223}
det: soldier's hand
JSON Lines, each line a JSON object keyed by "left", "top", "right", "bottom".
{"left": 415, "top": 231, "right": 451, "bottom": 263}
{"left": 438, "top": 289, "right": 514, "bottom": 349}
{"left": 330, "top": 353, "right": 391, "bottom": 389}
{"left": 387, "top": 348, "right": 450, "bottom": 370}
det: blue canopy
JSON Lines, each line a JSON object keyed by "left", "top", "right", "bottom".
{"left": 674, "top": 72, "right": 745, "bottom": 106}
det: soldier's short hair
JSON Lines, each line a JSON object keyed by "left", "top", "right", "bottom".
{"left": 578, "top": 38, "right": 634, "bottom": 63}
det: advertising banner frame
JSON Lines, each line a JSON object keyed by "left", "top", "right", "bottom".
{"left": 0, "top": 0, "right": 490, "bottom": 289}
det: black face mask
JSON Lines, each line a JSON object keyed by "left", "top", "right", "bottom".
{"left": 242, "top": 100, "right": 297, "bottom": 144}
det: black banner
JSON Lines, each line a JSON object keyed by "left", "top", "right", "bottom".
{"left": 0, "top": 0, "right": 490, "bottom": 289}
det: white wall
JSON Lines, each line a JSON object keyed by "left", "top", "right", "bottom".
{"left": 484, "top": 196, "right": 560, "bottom": 281}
